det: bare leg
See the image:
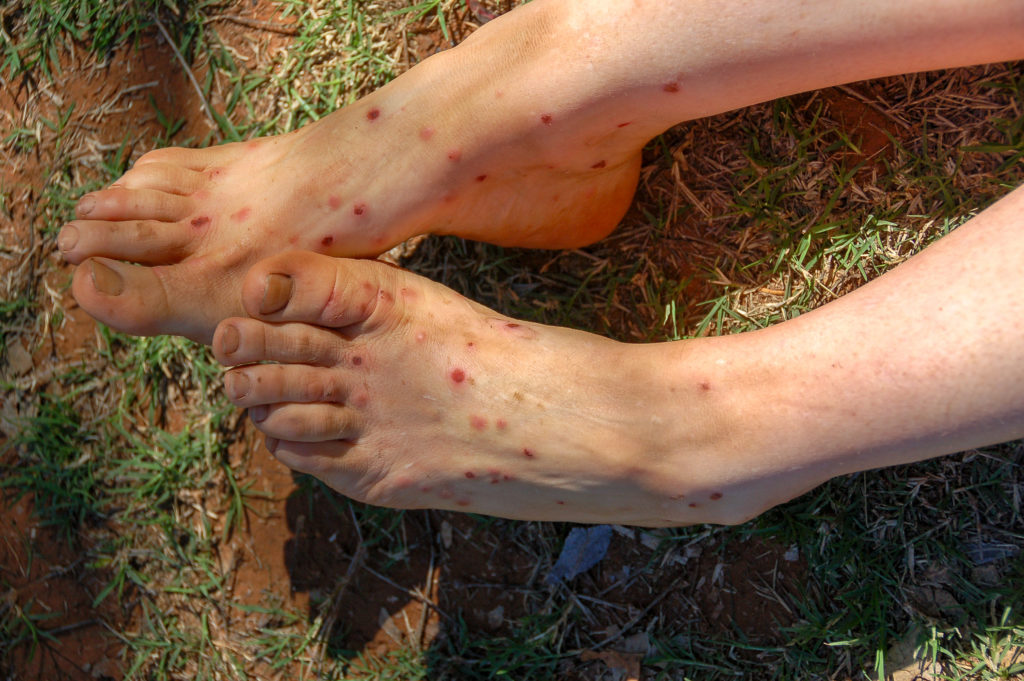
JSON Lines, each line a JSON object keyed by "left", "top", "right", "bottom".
{"left": 212, "top": 184, "right": 1024, "bottom": 525}
{"left": 62, "top": 0, "right": 1024, "bottom": 342}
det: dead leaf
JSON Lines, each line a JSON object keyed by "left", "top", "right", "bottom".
{"left": 582, "top": 649, "right": 643, "bottom": 681}
{"left": 5, "top": 340, "right": 33, "bottom": 376}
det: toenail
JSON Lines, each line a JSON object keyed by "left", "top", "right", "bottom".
{"left": 250, "top": 405, "right": 268, "bottom": 423}
{"left": 265, "top": 437, "right": 279, "bottom": 453}
{"left": 260, "top": 274, "right": 293, "bottom": 315}
{"left": 220, "top": 324, "right": 240, "bottom": 354}
{"left": 227, "top": 371, "right": 249, "bottom": 399}
{"left": 90, "top": 260, "right": 124, "bottom": 296}
{"left": 77, "top": 195, "right": 95, "bottom": 217}
{"left": 58, "top": 225, "right": 79, "bottom": 252}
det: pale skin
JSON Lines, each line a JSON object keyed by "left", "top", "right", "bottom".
{"left": 62, "top": 1, "right": 1024, "bottom": 525}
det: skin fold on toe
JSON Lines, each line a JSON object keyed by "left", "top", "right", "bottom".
{"left": 210, "top": 251, "right": 811, "bottom": 526}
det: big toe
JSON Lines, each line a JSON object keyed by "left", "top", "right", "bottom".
{"left": 71, "top": 257, "right": 238, "bottom": 343}
{"left": 240, "top": 252, "right": 409, "bottom": 333}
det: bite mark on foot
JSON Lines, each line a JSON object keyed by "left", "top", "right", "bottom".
{"left": 591, "top": 160, "right": 607, "bottom": 169}
{"left": 366, "top": 108, "right": 381, "bottom": 121}
{"left": 522, "top": 448, "right": 535, "bottom": 458}
{"left": 617, "top": 121, "right": 632, "bottom": 128}
{"left": 321, "top": 235, "right": 334, "bottom": 247}
{"left": 353, "top": 203, "right": 367, "bottom": 216}
{"left": 469, "top": 415, "right": 487, "bottom": 431}
{"left": 450, "top": 368, "right": 466, "bottom": 384}
{"left": 540, "top": 114, "right": 553, "bottom": 125}
{"left": 447, "top": 150, "right": 462, "bottom": 162}
{"left": 475, "top": 174, "right": 488, "bottom": 182}
{"left": 231, "top": 207, "right": 251, "bottom": 222}
{"left": 190, "top": 216, "right": 210, "bottom": 229}
{"left": 710, "top": 492, "right": 723, "bottom": 500}
{"left": 663, "top": 82, "right": 680, "bottom": 93}
{"left": 328, "top": 195, "right": 342, "bottom": 210}
{"left": 419, "top": 126, "right": 434, "bottom": 141}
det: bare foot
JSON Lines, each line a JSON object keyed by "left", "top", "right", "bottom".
{"left": 211, "top": 252, "right": 819, "bottom": 526}
{"left": 60, "top": 33, "right": 641, "bottom": 343}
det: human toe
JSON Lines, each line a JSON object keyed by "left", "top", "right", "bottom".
{"left": 71, "top": 256, "right": 227, "bottom": 342}
{"left": 224, "top": 364, "right": 350, "bottom": 408}
{"left": 131, "top": 144, "right": 237, "bottom": 170}
{"left": 249, "top": 402, "right": 361, "bottom": 442}
{"left": 75, "top": 186, "right": 191, "bottom": 222}
{"left": 114, "top": 162, "right": 207, "bottom": 196}
{"left": 241, "top": 252, "right": 404, "bottom": 331}
{"left": 264, "top": 439, "right": 398, "bottom": 506}
{"left": 213, "top": 318, "right": 346, "bottom": 367}
{"left": 59, "top": 219, "right": 194, "bottom": 265}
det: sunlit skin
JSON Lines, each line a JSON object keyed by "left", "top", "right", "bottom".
{"left": 63, "top": 0, "right": 1024, "bottom": 524}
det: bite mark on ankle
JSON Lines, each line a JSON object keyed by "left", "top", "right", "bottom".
{"left": 231, "top": 207, "right": 251, "bottom": 222}
{"left": 366, "top": 108, "right": 381, "bottom": 121}
{"left": 540, "top": 114, "right": 553, "bottom": 125}
{"left": 419, "top": 127, "right": 434, "bottom": 141}
{"left": 328, "top": 195, "right": 342, "bottom": 210}
{"left": 447, "top": 150, "right": 462, "bottom": 162}
{"left": 662, "top": 82, "right": 680, "bottom": 93}
{"left": 469, "top": 415, "right": 487, "bottom": 430}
